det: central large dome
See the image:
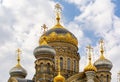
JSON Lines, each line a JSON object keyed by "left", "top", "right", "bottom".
{"left": 39, "top": 24, "right": 78, "bottom": 46}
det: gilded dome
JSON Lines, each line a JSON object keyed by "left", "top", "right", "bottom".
{"left": 84, "top": 45, "right": 97, "bottom": 72}
{"left": 84, "top": 62, "right": 97, "bottom": 72}
{"left": 54, "top": 74, "right": 65, "bottom": 82}
{"left": 39, "top": 3, "right": 78, "bottom": 46}
{"left": 39, "top": 24, "right": 78, "bottom": 46}
{"left": 9, "top": 64, "right": 27, "bottom": 78}
{"left": 34, "top": 38, "right": 56, "bottom": 59}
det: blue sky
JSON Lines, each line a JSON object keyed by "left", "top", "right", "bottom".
{"left": 0, "top": 0, "right": 120, "bottom": 82}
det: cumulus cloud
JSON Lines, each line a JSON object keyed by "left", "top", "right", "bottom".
{"left": 0, "top": 0, "right": 57, "bottom": 82}
{"left": 0, "top": 0, "right": 120, "bottom": 82}
{"left": 65, "top": 0, "right": 120, "bottom": 81}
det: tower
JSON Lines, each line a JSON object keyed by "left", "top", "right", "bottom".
{"left": 33, "top": 37, "right": 56, "bottom": 82}
{"left": 39, "top": 3, "right": 80, "bottom": 78}
{"left": 84, "top": 45, "right": 97, "bottom": 82}
{"left": 94, "top": 39, "right": 113, "bottom": 82}
{"left": 8, "top": 48, "right": 27, "bottom": 82}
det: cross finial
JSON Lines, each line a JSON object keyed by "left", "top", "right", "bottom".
{"left": 55, "top": 3, "right": 62, "bottom": 24}
{"left": 99, "top": 39, "right": 105, "bottom": 59}
{"left": 86, "top": 45, "right": 93, "bottom": 63}
{"left": 100, "top": 39, "right": 104, "bottom": 53}
{"left": 16, "top": 48, "right": 22, "bottom": 65}
{"left": 41, "top": 24, "right": 48, "bottom": 34}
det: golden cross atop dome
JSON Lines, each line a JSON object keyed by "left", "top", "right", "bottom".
{"left": 86, "top": 45, "right": 93, "bottom": 63}
{"left": 55, "top": 3, "right": 62, "bottom": 24}
{"left": 41, "top": 24, "right": 48, "bottom": 34}
{"left": 99, "top": 39, "right": 105, "bottom": 59}
{"left": 100, "top": 39, "right": 104, "bottom": 53}
{"left": 16, "top": 48, "right": 22, "bottom": 65}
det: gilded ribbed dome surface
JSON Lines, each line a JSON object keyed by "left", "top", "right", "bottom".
{"left": 94, "top": 58, "right": 113, "bottom": 70}
{"left": 54, "top": 74, "right": 65, "bottom": 82}
{"left": 40, "top": 24, "right": 78, "bottom": 46}
{"left": 84, "top": 63, "right": 97, "bottom": 72}
{"left": 44, "top": 26, "right": 76, "bottom": 39}
{"left": 9, "top": 64, "right": 27, "bottom": 77}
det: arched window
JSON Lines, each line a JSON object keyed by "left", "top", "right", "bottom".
{"left": 67, "top": 58, "right": 70, "bottom": 70}
{"left": 40, "top": 63, "right": 43, "bottom": 72}
{"left": 60, "top": 57, "right": 63, "bottom": 70}
{"left": 73, "top": 60, "right": 76, "bottom": 72}
{"left": 100, "top": 74, "right": 104, "bottom": 82}
{"left": 47, "top": 63, "right": 50, "bottom": 73}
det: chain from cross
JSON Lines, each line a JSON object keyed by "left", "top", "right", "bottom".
{"left": 41, "top": 24, "right": 48, "bottom": 33}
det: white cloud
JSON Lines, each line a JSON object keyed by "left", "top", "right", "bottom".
{"left": 0, "top": 0, "right": 120, "bottom": 82}
{"left": 0, "top": 0, "right": 56, "bottom": 82}
{"left": 65, "top": 0, "right": 120, "bottom": 82}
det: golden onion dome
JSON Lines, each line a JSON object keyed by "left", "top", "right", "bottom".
{"left": 39, "top": 4, "right": 78, "bottom": 46}
{"left": 54, "top": 74, "right": 65, "bottom": 82}
{"left": 84, "top": 45, "right": 97, "bottom": 72}
{"left": 9, "top": 49, "right": 27, "bottom": 78}
{"left": 84, "top": 62, "right": 97, "bottom": 72}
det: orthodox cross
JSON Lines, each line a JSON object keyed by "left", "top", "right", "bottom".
{"left": 86, "top": 45, "right": 93, "bottom": 62}
{"left": 100, "top": 39, "right": 104, "bottom": 52}
{"left": 55, "top": 3, "right": 62, "bottom": 24}
{"left": 41, "top": 24, "right": 48, "bottom": 34}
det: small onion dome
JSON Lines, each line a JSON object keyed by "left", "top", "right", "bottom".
{"left": 54, "top": 74, "right": 65, "bottom": 82}
{"left": 84, "top": 62, "right": 97, "bottom": 72}
{"left": 94, "top": 55, "right": 113, "bottom": 71}
{"left": 84, "top": 45, "right": 97, "bottom": 72}
{"left": 9, "top": 64, "right": 27, "bottom": 78}
{"left": 94, "top": 39, "right": 113, "bottom": 71}
{"left": 34, "top": 37, "right": 56, "bottom": 59}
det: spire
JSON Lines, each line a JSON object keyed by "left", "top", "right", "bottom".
{"left": 54, "top": 58, "right": 65, "bottom": 82}
{"left": 86, "top": 45, "right": 93, "bottom": 64}
{"left": 41, "top": 24, "right": 48, "bottom": 34}
{"left": 55, "top": 3, "right": 62, "bottom": 25}
{"left": 16, "top": 48, "right": 22, "bottom": 66}
{"left": 84, "top": 45, "right": 97, "bottom": 72}
{"left": 58, "top": 59, "right": 61, "bottom": 75}
{"left": 40, "top": 36, "right": 48, "bottom": 46}
{"left": 99, "top": 39, "right": 105, "bottom": 59}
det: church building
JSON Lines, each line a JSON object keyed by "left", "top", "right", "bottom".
{"left": 8, "top": 3, "right": 113, "bottom": 82}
